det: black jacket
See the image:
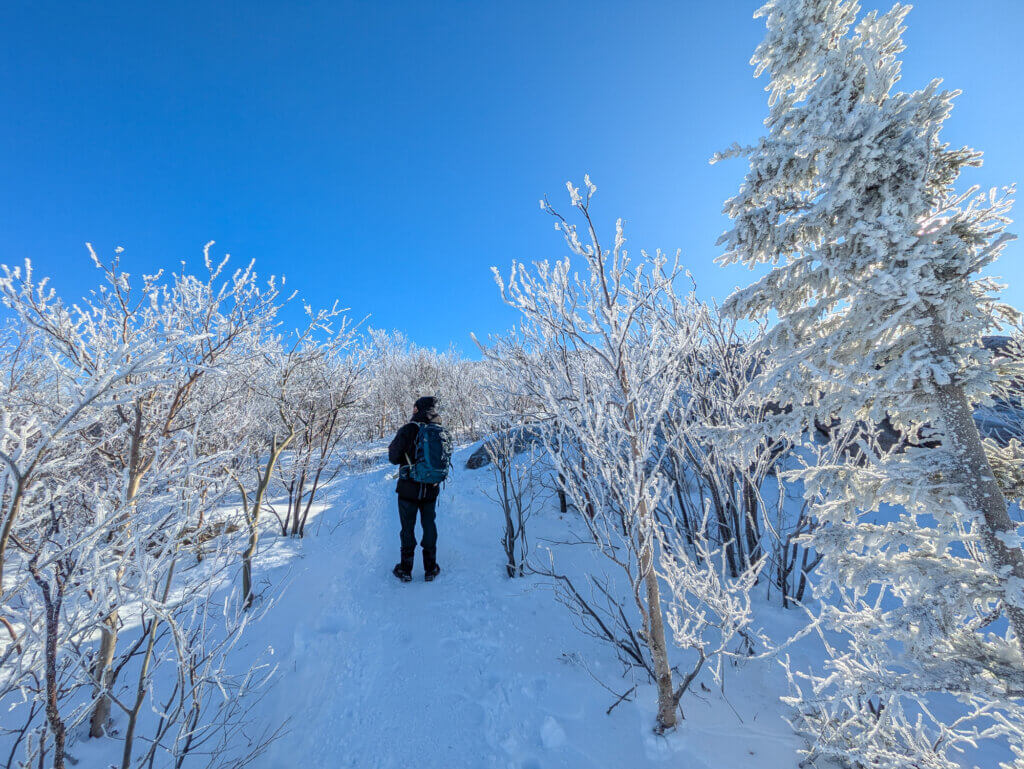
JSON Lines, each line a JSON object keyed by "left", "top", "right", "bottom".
{"left": 388, "top": 415, "right": 443, "bottom": 501}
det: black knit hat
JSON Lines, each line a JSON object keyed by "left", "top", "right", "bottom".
{"left": 414, "top": 396, "right": 437, "bottom": 414}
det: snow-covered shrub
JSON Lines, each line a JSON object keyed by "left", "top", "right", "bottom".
{"left": 483, "top": 179, "right": 764, "bottom": 731}
{"left": 660, "top": 304, "right": 811, "bottom": 607}
{"left": 274, "top": 342, "right": 364, "bottom": 538}
{"left": 0, "top": 301, "right": 174, "bottom": 768}
{"left": 484, "top": 426, "right": 541, "bottom": 578}
{"left": 469, "top": 356, "right": 540, "bottom": 577}
{"left": 0, "top": 246, "right": 356, "bottom": 767}
{"left": 359, "top": 329, "right": 485, "bottom": 441}
{"left": 222, "top": 304, "right": 363, "bottom": 608}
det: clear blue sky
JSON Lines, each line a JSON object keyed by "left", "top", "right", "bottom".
{"left": 2, "top": 1, "right": 1022, "bottom": 352}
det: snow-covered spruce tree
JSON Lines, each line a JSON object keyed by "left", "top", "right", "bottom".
{"left": 489, "top": 179, "right": 761, "bottom": 730}
{"left": 715, "top": 1, "right": 1024, "bottom": 765}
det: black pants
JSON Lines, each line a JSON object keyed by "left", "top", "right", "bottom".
{"left": 398, "top": 497, "right": 437, "bottom": 571}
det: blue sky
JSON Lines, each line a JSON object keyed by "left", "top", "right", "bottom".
{"left": 2, "top": 0, "right": 1022, "bottom": 352}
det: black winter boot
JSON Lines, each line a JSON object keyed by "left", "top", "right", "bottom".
{"left": 393, "top": 563, "right": 413, "bottom": 583}
{"left": 424, "top": 564, "right": 441, "bottom": 582}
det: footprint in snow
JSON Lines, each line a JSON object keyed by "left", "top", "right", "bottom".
{"left": 539, "top": 716, "right": 567, "bottom": 750}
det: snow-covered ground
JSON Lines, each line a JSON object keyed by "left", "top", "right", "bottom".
{"left": 40, "top": 440, "right": 1014, "bottom": 768}
{"left": 239, "top": 445, "right": 806, "bottom": 769}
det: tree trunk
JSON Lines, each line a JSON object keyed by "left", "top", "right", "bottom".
{"left": 934, "top": 378, "right": 1024, "bottom": 645}
{"left": 579, "top": 455, "right": 594, "bottom": 518}
{"left": 707, "top": 479, "right": 739, "bottom": 578}
{"left": 927, "top": 317, "right": 1024, "bottom": 650}
{"left": 795, "top": 547, "right": 812, "bottom": 604}
{"left": 89, "top": 613, "right": 119, "bottom": 737}
{"left": 283, "top": 477, "right": 297, "bottom": 536}
{"left": 28, "top": 554, "right": 66, "bottom": 769}
{"left": 90, "top": 433, "right": 146, "bottom": 737}
{"left": 242, "top": 431, "right": 294, "bottom": 609}
{"left": 498, "top": 467, "right": 517, "bottom": 577}
{"left": 121, "top": 562, "right": 174, "bottom": 769}
{"left": 620, "top": 355, "right": 677, "bottom": 730}
{"left": 742, "top": 477, "right": 761, "bottom": 568}
{"left": 640, "top": 534, "right": 677, "bottom": 731}
{"left": 289, "top": 468, "right": 306, "bottom": 536}
{"left": 43, "top": 605, "right": 66, "bottom": 769}
{"left": 241, "top": 523, "right": 258, "bottom": 610}
{"left": 0, "top": 488, "right": 23, "bottom": 595}
{"left": 298, "top": 466, "right": 324, "bottom": 537}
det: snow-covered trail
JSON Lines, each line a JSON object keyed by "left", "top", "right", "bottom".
{"left": 255, "top": 456, "right": 603, "bottom": 769}
{"left": 250, "top": 449, "right": 803, "bottom": 769}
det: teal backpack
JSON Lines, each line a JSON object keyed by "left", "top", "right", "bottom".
{"left": 406, "top": 423, "right": 452, "bottom": 484}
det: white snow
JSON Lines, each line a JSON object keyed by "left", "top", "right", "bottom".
{"left": 539, "top": 717, "right": 566, "bottom": 750}
{"left": 238, "top": 446, "right": 806, "bottom": 769}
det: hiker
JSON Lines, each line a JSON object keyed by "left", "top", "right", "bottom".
{"left": 388, "top": 396, "right": 452, "bottom": 582}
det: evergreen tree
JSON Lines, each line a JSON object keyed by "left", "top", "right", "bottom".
{"left": 716, "top": 1, "right": 1024, "bottom": 765}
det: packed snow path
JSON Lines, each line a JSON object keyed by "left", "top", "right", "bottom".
{"left": 252, "top": 449, "right": 803, "bottom": 769}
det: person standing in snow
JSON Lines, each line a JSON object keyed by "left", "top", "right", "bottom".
{"left": 388, "top": 396, "right": 452, "bottom": 582}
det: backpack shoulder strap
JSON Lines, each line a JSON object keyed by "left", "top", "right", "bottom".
{"left": 402, "top": 422, "right": 421, "bottom": 466}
